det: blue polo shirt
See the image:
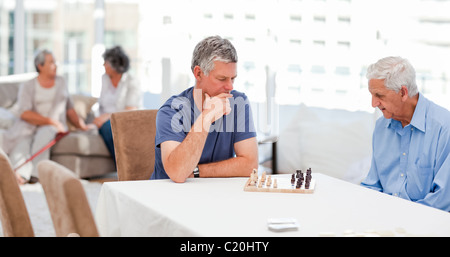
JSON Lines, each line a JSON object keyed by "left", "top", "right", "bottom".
{"left": 361, "top": 93, "right": 450, "bottom": 211}
{"left": 151, "top": 87, "right": 256, "bottom": 180}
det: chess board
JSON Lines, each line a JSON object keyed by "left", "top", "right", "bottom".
{"left": 243, "top": 170, "right": 315, "bottom": 194}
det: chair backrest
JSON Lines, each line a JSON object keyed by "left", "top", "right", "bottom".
{"left": 110, "top": 109, "right": 157, "bottom": 181}
{"left": 0, "top": 148, "right": 34, "bottom": 237}
{"left": 38, "top": 160, "right": 99, "bottom": 237}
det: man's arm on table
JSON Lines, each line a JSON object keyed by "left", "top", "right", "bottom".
{"left": 162, "top": 136, "right": 258, "bottom": 183}
{"left": 161, "top": 106, "right": 258, "bottom": 182}
{"left": 161, "top": 92, "right": 233, "bottom": 183}
{"left": 161, "top": 111, "right": 213, "bottom": 183}
{"left": 198, "top": 137, "right": 258, "bottom": 178}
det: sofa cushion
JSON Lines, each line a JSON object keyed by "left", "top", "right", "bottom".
{"left": 277, "top": 104, "right": 376, "bottom": 183}
{"left": 0, "top": 83, "right": 20, "bottom": 109}
{"left": 51, "top": 130, "right": 110, "bottom": 157}
{"left": 49, "top": 155, "right": 116, "bottom": 179}
{"left": 67, "top": 94, "right": 98, "bottom": 131}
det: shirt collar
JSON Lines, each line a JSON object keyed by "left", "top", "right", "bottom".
{"left": 385, "top": 93, "right": 427, "bottom": 133}
{"left": 409, "top": 93, "right": 427, "bottom": 132}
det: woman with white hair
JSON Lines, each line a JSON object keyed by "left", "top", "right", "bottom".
{"left": 3, "top": 49, "right": 91, "bottom": 184}
{"left": 361, "top": 56, "right": 450, "bottom": 212}
{"left": 93, "top": 46, "right": 141, "bottom": 164}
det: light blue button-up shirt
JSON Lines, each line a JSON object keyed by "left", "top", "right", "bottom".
{"left": 361, "top": 93, "right": 450, "bottom": 212}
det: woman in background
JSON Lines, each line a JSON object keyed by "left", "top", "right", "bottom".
{"left": 93, "top": 46, "right": 141, "bottom": 164}
{"left": 4, "top": 49, "right": 91, "bottom": 184}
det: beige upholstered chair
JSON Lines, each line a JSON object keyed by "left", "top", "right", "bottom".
{"left": 38, "top": 160, "right": 98, "bottom": 237}
{"left": 0, "top": 148, "right": 34, "bottom": 237}
{"left": 110, "top": 109, "right": 157, "bottom": 181}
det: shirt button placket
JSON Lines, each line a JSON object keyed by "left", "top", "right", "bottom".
{"left": 397, "top": 126, "right": 412, "bottom": 198}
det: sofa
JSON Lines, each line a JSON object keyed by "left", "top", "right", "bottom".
{"left": 0, "top": 73, "right": 115, "bottom": 178}
{"left": 276, "top": 103, "right": 379, "bottom": 184}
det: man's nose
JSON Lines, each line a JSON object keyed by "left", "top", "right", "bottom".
{"left": 224, "top": 79, "right": 233, "bottom": 91}
{"left": 371, "top": 95, "right": 379, "bottom": 108}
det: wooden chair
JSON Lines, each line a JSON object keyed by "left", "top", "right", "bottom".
{"left": 38, "top": 160, "right": 99, "bottom": 237}
{"left": 0, "top": 148, "right": 34, "bottom": 237}
{"left": 110, "top": 109, "right": 157, "bottom": 181}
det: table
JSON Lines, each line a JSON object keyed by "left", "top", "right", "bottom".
{"left": 95, "top": 173, "right": 450, "bottom": 237}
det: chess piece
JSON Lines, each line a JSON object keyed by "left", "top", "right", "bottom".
{"left": 305, "top": 174, "right": 311, "bottom": 185}
{"left": 296, "top": 177, "right": 302, "bottom": 188}
{"left": 296, "top": 179, "right": 302, "bottom": 189}
{"left": 250, "top": 171, "right": 258, "bottom": 186}
{"left": 305, "top": 168, "right": 312, "bottom": 185}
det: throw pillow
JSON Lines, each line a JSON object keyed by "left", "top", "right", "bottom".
{"left": 67, "top": 94, "right": 98, "bottom": 131}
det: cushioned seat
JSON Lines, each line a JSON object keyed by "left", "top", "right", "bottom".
{"left": 111, "top": 109, "right": 157, "bottom": 181}
{"left": 38, "top": 160, "right": 99, "bottom": 237}
{"left": 0, "top": 148, "right": 35, "bottom": 237}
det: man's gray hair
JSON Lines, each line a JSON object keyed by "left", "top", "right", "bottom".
{"left": 366, "top": 56, "right": 418, "bottom": 97}
{"left": 191, "top": 36, "right": 238, "bottom": 76}
{"left": 34, "top": 49, "right": 53, "bottom": 73}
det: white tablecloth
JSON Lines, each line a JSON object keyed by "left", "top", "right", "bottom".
{"left": 95, "top": 173, "right": 450, "bottom": 237}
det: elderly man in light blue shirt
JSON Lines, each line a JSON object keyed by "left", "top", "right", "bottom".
{"left": 361, "top": 56, "right": 450, "bottom": 212}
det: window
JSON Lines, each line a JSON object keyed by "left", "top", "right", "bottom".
{"left": 337, "top": 16, "right": 351, "bottom": 25}
{"left": 2, "top": 0, "right": 450, "bottom": 112}
{"left": 245, "top": 13, "right": 255, "bottom": 20}
{"left": 311, "top": 65, "right": 326, "bottom": 74}
{"left": 224, "top": 13, "right": 234, "bottom": 20}
{"left": 335, "top": 66, "right": 350, "bottom": 76}
{"left": 290, "top": 15, "right": 302, "bottom": 23}
{"left": 313, "top": 16, "right": 326, "bottom": 23}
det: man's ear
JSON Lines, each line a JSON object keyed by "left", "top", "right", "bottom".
{"left": 400, "top": 85, "right": 409, "bottom": 102}
{"left": 193, "top": 66, "right": 203, "bottom": 81}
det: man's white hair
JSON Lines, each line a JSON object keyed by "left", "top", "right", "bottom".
{"left": 366, "top": 56, "right": 418, "bottom": 97}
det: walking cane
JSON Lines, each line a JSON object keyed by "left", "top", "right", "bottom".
{"left": 13, "top": 131, "right": 70, "bottom": 172}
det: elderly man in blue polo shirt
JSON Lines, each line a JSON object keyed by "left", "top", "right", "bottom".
{"left": 361, "top": 56, "right": 450, "bottom": 212}
{"left": 151, "top": 36, "right": 258, "bottom": 183}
